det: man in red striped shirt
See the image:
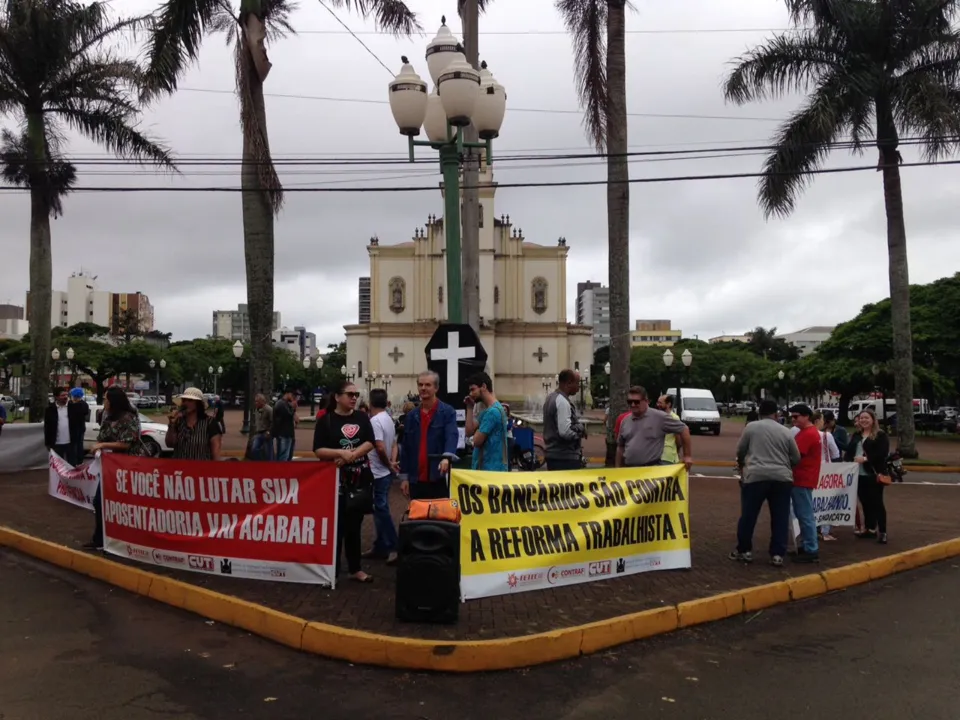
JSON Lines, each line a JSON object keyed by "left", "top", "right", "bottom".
{"left": 790, "top": 404, "right": 822, "bottom": 563}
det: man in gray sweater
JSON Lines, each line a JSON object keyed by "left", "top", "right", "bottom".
{"left": 731, "top": 399, "right": 801, "bottom": 567}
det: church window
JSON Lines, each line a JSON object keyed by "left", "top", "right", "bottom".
{"left": 438, "top": 286, "right": 444, "bottom": 303}
{"left": 494, "top": 285, "right": 499, "bottom": 304}
{"left": 532, "top": 277, "right": 548, "bottom": 315}
{"left": 388, "top": 277, "right": 406, "bottom": 314}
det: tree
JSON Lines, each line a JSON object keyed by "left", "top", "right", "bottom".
{"left": 745, "top": 326, "right": 800, "bottom": 362}
{"left": 0, "top": 0, "right": 173, "bottom": 421}
{"left": 721, "top": 0, "right": 960, "bottom": 457}
{"left": 556, "top": 0, "right": 630, "bottom": 465}
{"left": 143, "top": 0, "right": 419, "bottom": 419}
{"left": 111, "top": 306, "right": 143, "bottom": 343}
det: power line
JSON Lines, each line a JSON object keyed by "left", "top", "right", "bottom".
{"left": 175, "top": 86, "right": 784, "bottom": 123}
{"left": 315, "top": 0, "right": 393, "bottom": 76}
{"left": 0, "top": 158, "right": 954, "bottom": 193}
{"left": 121, "top": 26, "right": 794, "bottom": 37}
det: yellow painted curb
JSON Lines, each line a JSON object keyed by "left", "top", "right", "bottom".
{"left": 1, "top": 524, "right": 958, "bottom": 672}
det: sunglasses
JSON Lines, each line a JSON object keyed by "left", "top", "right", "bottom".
{"left": 342, "top": 391, "right": 360, "bottom": 399}
{"left": 628, "top": 399, "right": 644, "bottom": 406}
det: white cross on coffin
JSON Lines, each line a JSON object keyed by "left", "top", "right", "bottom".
{"left": 429, "top": 330, "right": 477, "bottom": 394}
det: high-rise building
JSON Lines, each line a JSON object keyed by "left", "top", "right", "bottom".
{"left": 211, "top": 303, "right": 282, "bottom": 343}
{"left": 0, "top": 304, "right": 28, "bottom": 339}
{"left": 272, "top": 326, "right": 317, "bottom": 359}
{"left": 776, "top": 326, "right": 835, "bottom": 356}
{"left": 630, "top": 319, "right": 681, "bottom": 347}
{"left": 575, "top": 281, "right": 610, "bottom": 351}
{"left": 26, "top": 271, "right": 154, "bottom": 333}
{"left": 358, "top": 277, "right": 371, "bottom": 324}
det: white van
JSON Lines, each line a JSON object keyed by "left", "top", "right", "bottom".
{"left": 667, "top": 387, "right": 721, "bottom": 435}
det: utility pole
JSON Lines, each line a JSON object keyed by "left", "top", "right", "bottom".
{"left": 460, "top": 0, "right": 481, "bottom": 333}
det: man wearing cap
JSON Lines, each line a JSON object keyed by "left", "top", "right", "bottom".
{"left": 790, "top": 403, "right": 823, "bottom": 563}
{"left": 731, "top": 399, "right": 801, "bottom": 566}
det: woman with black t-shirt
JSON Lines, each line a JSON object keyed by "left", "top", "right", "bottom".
{"left": 313, "top": 380, "right": 375, "bottom": 582}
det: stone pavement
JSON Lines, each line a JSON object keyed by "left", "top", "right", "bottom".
{"left": 2, "top": 468, "right": 958, "bottom": 641}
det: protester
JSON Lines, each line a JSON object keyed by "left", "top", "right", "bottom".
{"left": 212, "top": 395, "right": 226, "bottom": 434}
{"left": 313, "top": 379, "right": 375, "bottom": 582}
{"left": 250, "top": 394, "right": 273, "bottom": 460}
{"left": 0, "top": 401, "right": 6, "bottom": 439}
{"left": 165, "top": 387, "right": 222, "bottom": 461}
{"left": 465, "top": 371, "right": 509, "bottom": 472}
{"left": 44, "top": 386, "right": 86, "bottom": 465}
{"left": 542, "top": 369, "right": 586, "bottom": 471}
{"left": 845, "top": 409, "right": 890, "bottom": 544}
{"left": 398, "top": 371, "right": 459, "bottom": 500}
{"left": 69, "top": 388, "right": 89, "bottom": 463}
{"left": 617, "top": 386, "right": 692, "bottom": 469}
{"left": 822, "top": 411, "right": 849, "bottom": 456}
{"left": 792, "top": 410, "right": 841, "bottom": 541}
{"left": 789, "top": 404, "right": 822, "bottom": 562}
{"left": 363, "top": 388, "right": 399, "bottom": 565}
{"left": 730, "top": 399, "right": 801, "bottom": 567}
{"left": 272, "top": 389, "right": 297, "bottom": 461}
{"left": 656, "top": 394, "right": 684, "bottom": 465}
{"left": 85, "top": 387, "right": 147, "bottom": 551}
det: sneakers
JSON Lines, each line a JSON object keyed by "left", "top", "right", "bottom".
{"left": 770, "top": 555, "right": 784, "bottom": 568}
{"left": 728, "top": 549, "right": 753, "bottom": 563}
{"left": 878, "top": 533, "right": 888, "bottom": 545}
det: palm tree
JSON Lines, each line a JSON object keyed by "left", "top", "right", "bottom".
{"left": 722, "top": 0, "right": 960, "bottom": 457}
{"left": 556, "top": 0, "right": 630, "bottom": 464}
{"left": 0, "top": 0, "right": 173, "bottom": 422}
{"left": 143, "top": 0, "right": 420, "bottom": 407}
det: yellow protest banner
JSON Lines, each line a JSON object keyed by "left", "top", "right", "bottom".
{"left": 452, "top": 465, "right": 691, "bottom": 600}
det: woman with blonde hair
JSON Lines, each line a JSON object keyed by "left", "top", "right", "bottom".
{"left": 844, "top": 409, "right": 890, "bottom": 543}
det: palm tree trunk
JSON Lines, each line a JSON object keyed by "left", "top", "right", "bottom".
{"left": 239, "top": 43, "right": 276, "bottom": 406}
{"left": 880, "top": 151, "right": 917, "bottom": 457}
{"left": 604, "top": 0, "right": 630, "bottom": 465}
{"left": 26, "top": 113, "right": 52, "bottom": 422}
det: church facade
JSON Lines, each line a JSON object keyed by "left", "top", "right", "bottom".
{"left": 344, "top": 164, "right": 592, "bottom": 404}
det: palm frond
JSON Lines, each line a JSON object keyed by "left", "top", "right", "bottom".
{"left": 556, "top": 0, "right": 607, "bottom": 151}
{"left": 723, "top": 29, "right": 844, "bottom": 104}
{"left": 757, "top": 73, "right": 853, "bottom": 218}
{"left": 0, "top": 126, "right": 76, "bottom": 217}
{"left": 260, "top": 0, "right": 298, "bottom": 40}
{"left": 894, "top": 69, "right": 960, "bottom": 160}
{"left": 326, "top": 0, "right": 421, "bottom": 36}
{"left": 53, "top": 104, "right": 174, "bottom": 169}
{"left": 142, "top": 0, "right": 225, "bottom": 97}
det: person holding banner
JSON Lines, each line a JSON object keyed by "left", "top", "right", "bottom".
{"left": 313, "top": 380, "right": 376, "bottom": 582}
{"left": 84, "top": 387, "right": 148, "bottom": 550}
{"left": 732, "top": 399, "right": 801, "bottom": 566}
{"left": 846, "top": 409, "right": 890, "bottom": 544}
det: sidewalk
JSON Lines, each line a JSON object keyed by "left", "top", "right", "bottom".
{"left": 3, "top": 469, "right": 958, "bottom": 641}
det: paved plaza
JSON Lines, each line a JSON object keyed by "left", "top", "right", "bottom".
{"left": 1, "top": 466, "right": 958, "bottom": 641}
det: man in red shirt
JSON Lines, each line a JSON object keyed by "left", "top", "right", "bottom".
{"left": 790, "top": 404, "right": 822, "bottom": 563}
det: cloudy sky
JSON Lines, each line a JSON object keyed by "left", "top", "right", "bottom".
{"left": 2, "top": 0, "right": 959, "bottom": 346}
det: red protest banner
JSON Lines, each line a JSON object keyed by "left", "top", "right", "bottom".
{"left": 100, "top": 455, "right": 339, "bottom": 586}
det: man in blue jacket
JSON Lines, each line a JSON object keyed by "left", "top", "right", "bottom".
{"left": 399, "top": 370, "right": 460, "bottom": 500}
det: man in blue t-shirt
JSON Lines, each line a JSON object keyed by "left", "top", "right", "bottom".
{"left": 465, "top": 371, "right": 509, "bottom": 472}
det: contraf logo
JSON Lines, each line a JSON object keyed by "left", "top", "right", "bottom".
{"left": 547, "top": 566, "right": 585, "bottom": 585}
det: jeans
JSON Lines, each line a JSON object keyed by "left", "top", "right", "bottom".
{"left": 92, "top": 482, "right": 104, "bottom": 547}
{"left": 336, "top": 495, "right": 364, "bottom": 575}
{"left": 736, "top": 480, "right": 792, "bottom": 557}
{"left": 791, "top": 486, "right": 819, "bottom": 554}
{"left": 274, "top": 436, "right": 294, "bottom": 461}
{"left": 371, "top": 473, "right": 399, "bottom": 555}
{"left": 858, "top": 474, "right": 887, "bottom": 533}
{"left": 545, "top": 457, "right": 583, "bottom": 471}
{"left": 251, "top": 433, "right": 273, "bottom": 461}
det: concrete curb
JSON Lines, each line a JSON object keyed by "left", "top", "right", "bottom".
{"left": 1, "top": 525, "right": 958, "bottom": 672}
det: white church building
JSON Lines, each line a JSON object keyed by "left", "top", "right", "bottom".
{"left": 344, "top": 163, "right": 593, "bottom": 403}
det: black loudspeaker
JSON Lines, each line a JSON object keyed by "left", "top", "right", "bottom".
{"left": 395, "top": 520, "right": 460, "bottom": 624}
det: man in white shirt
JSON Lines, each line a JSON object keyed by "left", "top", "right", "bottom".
{"left": 364, "top": 388, "right": 399, "bottom": 564}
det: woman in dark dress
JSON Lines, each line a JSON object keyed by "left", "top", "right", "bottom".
{"left": 844, "top": 409, "right": 891, "bottom": 544}
{"left": 84, "top": 387, "right": 147, "bottom": 550}
{"left": 313, "top": 380, "right": 375, "bottom": 583}
{"left": 165, "top": 387, "right": 222, "bottom": 461}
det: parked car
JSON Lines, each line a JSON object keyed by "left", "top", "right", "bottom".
{"left": 84, "top": 405, "right": 171, "bottom": 458}
{"left": 0, "top": 395, "right": 15, "bottom": 411}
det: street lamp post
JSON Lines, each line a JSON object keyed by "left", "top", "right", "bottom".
{"left": 65, "top": 347, "right": 74, "bottom": 386}
{"left": 721, "top": 374, "right": 728, "bottom": 413}
{"left": 383, "top": 374, "right": 393, "bottom": 399}
{"left": 872, "top": 364, "right": 886, "bottom": 426}
{"left": 51, "top": 348, "right": 60, "bottom": 383}
{"left": 729, "top": 373, "right": 736, "bottom": 406}
{"left": 341, "top": 364, "right": 356, "bottom": 382}
{"left": 149, "top": 358, "right": 166, "bottom": 408}
{"left": 233, "top": 341, "right": 251, "bottom": 434}
{"left": 579, "top": 370, "right": 590, "bottom": 412}
{"left": 207, "top": 365, "right": 223, "bottom": 395}
{"left": 777, "top": 369, "right": 786, "bottom": 410}
{"left": 303, "top": 355, "right": 324, "bottom": 415}
{"left": 388, "top": 18, "right": 507, "bottom": 324}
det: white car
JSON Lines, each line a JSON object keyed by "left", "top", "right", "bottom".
{"left": 84, "top": 405, "right": 171, "bottom": 458}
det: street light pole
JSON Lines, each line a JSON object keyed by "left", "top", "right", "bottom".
{"left": 388, "top": 21, "right": 507, "bottom": 324}
{"left": 233, "top": 341, "right": 250, "bottom": 434}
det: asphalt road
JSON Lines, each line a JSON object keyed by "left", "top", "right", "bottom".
{"left": 2, "top": 548, "right": 958, "bottom": 720}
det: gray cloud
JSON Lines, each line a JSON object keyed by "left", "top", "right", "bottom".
{"left": 1, "top": 0, "right": 957, "bottom": 346}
